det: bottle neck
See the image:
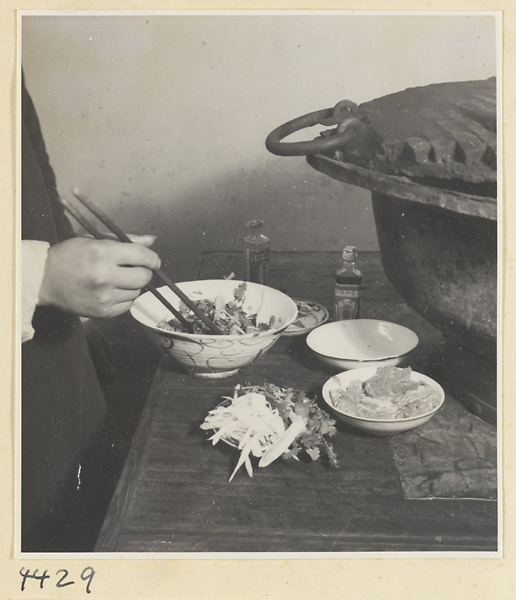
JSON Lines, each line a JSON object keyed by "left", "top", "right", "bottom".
{"left": 246, "top": 218, "right": 269, "bottom": 240}
{"left": 336, "top": 259, "right": 361, "bottom": 284}
{"left": 342, "top": 245, "right": 357, "bottom": 262}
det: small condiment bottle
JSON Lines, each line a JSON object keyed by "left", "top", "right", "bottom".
{"left": 334, "top": 245, "right": 362, "bottom": 320}
{"left": 244, "top": 219, "right": 270, "bottom": 285}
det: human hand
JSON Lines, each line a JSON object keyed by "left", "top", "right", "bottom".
{"left": 38, "top": 235, "right": 161, "bottom": 318}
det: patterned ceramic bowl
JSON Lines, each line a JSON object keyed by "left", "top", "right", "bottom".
{"left": 130, "top": 280, "right": 298, "bottom": 378}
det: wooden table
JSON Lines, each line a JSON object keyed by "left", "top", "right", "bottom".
{"left": 95, "top": 252, "right": 498, "bottom": 553}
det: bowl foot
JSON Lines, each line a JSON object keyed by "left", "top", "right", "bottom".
{"left": 190, "top": 368, "right": 240, "bottom": 379}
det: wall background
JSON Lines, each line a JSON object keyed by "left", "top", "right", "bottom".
{"left": 21, "top": 13, "right": 497, "bottom": 280}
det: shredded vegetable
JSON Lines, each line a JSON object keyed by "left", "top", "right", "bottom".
{"left": 158, "top": 282, "right": 275, "bottom": 335}
{"left": 201, "top": 383, "right": 338, "bottom": 482}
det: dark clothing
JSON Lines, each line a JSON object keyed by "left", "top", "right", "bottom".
{"left": 21, "top": 78, "right": 108, "bottom": 552}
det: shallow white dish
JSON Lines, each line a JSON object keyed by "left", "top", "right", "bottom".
{"left": 322, "top": 366, "right": 445, "bottom": 436}
{"left": 131, "top": 280, "right": 298, "bottom": 378}
{"left": 306, "top": 319, "right": 419, "bottom": 370}
{"left": 282, "top": 299, "right": 329, "bottom": 336}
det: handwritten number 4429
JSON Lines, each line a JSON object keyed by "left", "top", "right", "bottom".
{"left": 19, "top": 566, "right": 95, "bottom": 593}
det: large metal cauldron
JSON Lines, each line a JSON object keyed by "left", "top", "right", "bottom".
{"left": 265, "top": 89, "right": 498, "bottom": 424}
{"left": 306, "top": 153, "right": 497, "bottom": 424}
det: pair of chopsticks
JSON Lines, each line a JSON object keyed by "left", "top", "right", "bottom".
{"left": 60, "top": 188, "right": 222, "bottom": 335}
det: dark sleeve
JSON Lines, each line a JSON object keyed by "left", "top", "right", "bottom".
{"left": 21, "top": 73, "right": 75, "bottom": 242}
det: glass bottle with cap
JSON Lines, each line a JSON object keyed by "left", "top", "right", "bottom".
{"left": 334, "top": 245, "right": 362, "bottom": 320}
{"left": 244, "top": 219, "right": 270, "bottom": 285}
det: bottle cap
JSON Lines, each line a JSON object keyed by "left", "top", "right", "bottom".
{"left": 247, "top": 219, "right": 264, "bottom": 229}
{"left": 342, "top": 245, "right": 357, "bottom": 260}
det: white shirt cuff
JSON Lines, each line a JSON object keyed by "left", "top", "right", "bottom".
{"left": 21, "top": 240, "right": 50, "bottom": 343}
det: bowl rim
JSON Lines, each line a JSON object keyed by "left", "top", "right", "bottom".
{"left": 306, "top": 319, "right": 419, "bottom": 361}
{"left": 322, "top": 367, "right": 445, "bottom": 424}
{"left": 311, "top": 348, "right": 415, "bottom": 364}
{"left": 130, "top": 280, "right": 299, "bottom": 340}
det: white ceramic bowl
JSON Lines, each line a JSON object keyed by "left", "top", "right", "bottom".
{"left": 306, "top": 319, "right": 419, "bottom": 371}
{"left": 130, "top": 280, "right": 298, "bottom": 378}
{"left": 322, "top": 366, "right": 445, "bottom": 436}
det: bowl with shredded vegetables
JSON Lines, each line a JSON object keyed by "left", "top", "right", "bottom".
{"left": 130, "top": 280, "right": 298, "bottom": 378}
{"left": 201, "top": 383, "right": 339, "bottom": 481}
{"left": 322, "top": 366, "right": 445, "bottom": 436}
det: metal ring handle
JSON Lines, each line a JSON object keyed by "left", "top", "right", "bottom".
{"left": 265, "top": 108, "right": 360, "bottom": 156}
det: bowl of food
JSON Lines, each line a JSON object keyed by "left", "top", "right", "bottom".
{"left": 322, "top": 365, "right": 445, "bottom": 436}
{"left": 200, "top": 383, "right": 339, "bottom": 481}
{"left": 130, "top": 280, "right": 298, "bottom": 378}
{"left": 306, "top": 319, "right": 419, "bottom": 371}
